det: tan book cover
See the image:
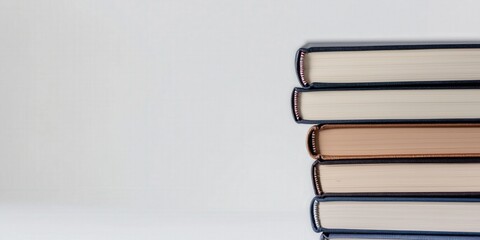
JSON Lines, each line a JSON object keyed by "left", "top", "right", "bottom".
{"left": 307, "top": 123, "right": 480, "bottom": 160}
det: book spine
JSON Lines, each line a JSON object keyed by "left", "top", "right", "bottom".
{"left": 307, "top": 125, "right": 320, "bottom": 159}
{"left": 312, "top": 160, "right": 323, "bottom": 196}
{"left": 310, "top": 196, "right": 480, "bottom": 235}
{"left": 295, "top": 48, "right": 309, "bottom": 87}
{"left": 310, "top": 197, "right": 322, "bottom": 232}
{"left": 291, "top": 89, "right": 301, "bottom": 122}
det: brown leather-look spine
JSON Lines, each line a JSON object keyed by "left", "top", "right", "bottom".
{"left": 319, "top": 123, "right": 480, "bottom": 160}
{"left": 307, "top": 125, "right": 321, "bottom": 159}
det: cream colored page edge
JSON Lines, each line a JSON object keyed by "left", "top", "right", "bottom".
{"left": 299, "top": 89, "right": 480, "bottom": 121}
{"left": 318, "top": 201, "right": 480, "bottom": 232}
{"left": 318, "top": 163, "right": 480, "bottom": 193}
{"left": 304, "top": 49, "right": 480, "bottom": 83}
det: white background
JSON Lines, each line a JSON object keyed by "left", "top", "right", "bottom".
{"left": 1, "top": 0, "right": 480, "bottom": 239}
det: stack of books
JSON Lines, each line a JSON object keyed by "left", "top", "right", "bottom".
{"left": 291, "top": 42, "right": 480, "bottom": 240}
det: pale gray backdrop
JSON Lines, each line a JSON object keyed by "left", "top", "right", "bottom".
{"left": 1, "top": 0, "right": 480, "bottom": 239}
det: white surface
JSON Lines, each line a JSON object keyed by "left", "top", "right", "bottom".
{"left": 1, "top": 0, "right": 480, "bottom": 239}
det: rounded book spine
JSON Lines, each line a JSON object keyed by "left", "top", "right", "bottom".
{"left": 295, "top": 48, "right": 309, "bottom": 87}
{"left": 307, "top": 125, "right": 321, "bottom": 159}
{"left": 311, "top": 160, "right": 323, "bottom": 196}
{"left": 291, "top": 89, "right": 302, "bottom": 122}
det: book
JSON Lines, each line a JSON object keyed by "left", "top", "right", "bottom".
{"left": 292, "top": 87, "right": 480, "bottom": 123}
{"left": 306, "top": 123, "right": 480, "bottom": 160}
{"left": 312, "top": 159, "right": 480, "bottom": 196}
{"left": 311, "top": 197, "right": 480, "bottom": 235}
{"left": 296, "top": 42, "right": 480, "bottom": 88}
{"left": 321, "top": 233, "right": 480, "bottom": 240}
